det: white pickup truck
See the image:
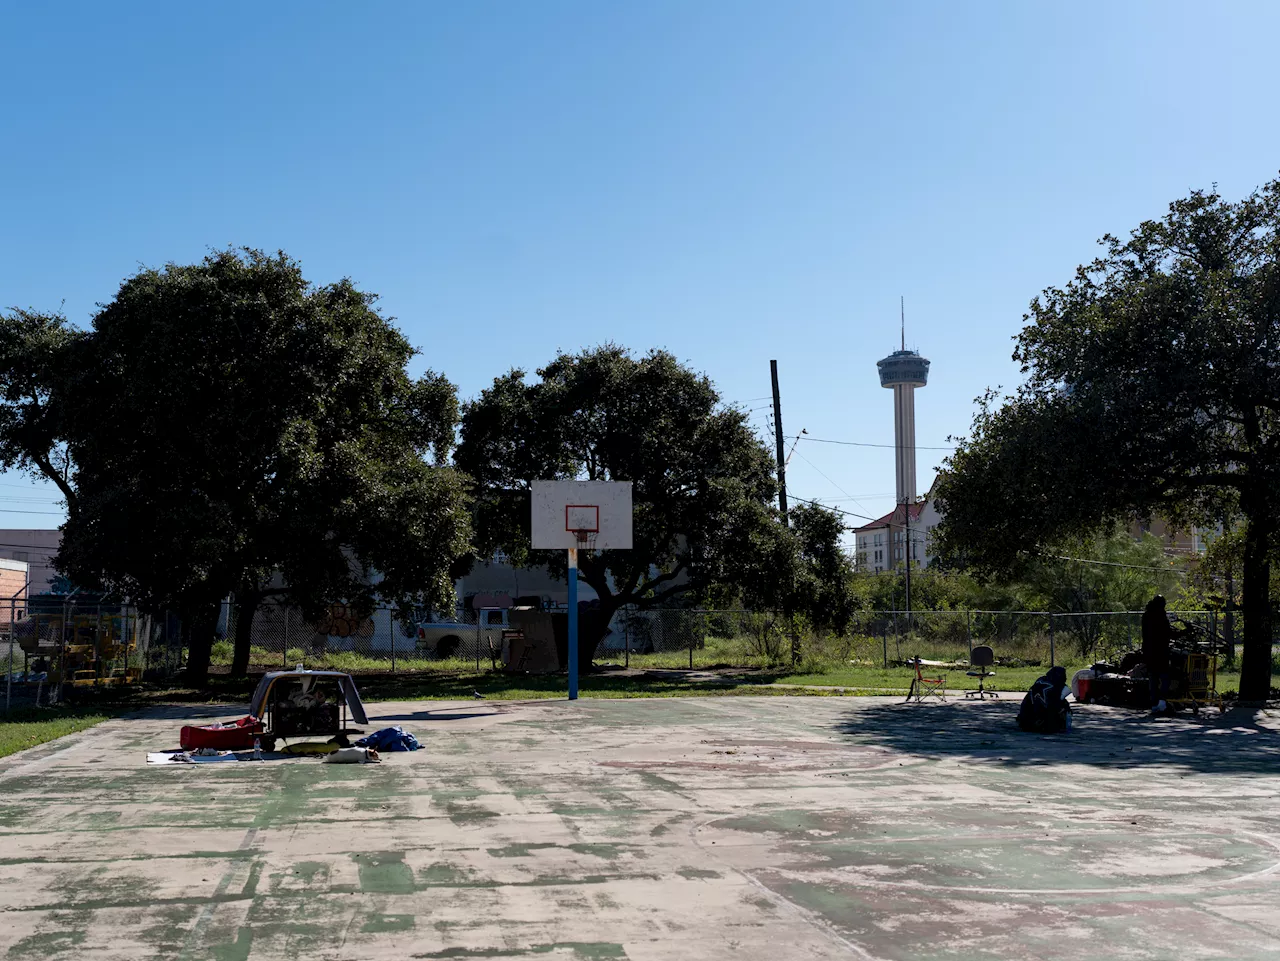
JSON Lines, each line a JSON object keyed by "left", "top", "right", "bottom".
{"left": 415, "top": 608, "right": 510, "bottom": 658}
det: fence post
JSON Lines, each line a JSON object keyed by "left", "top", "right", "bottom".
{"left": 689, "top": 614, "right": 694, "bottom": 671}
{"left": 882, "top": 626, "right": 888, "bottom": 668}
{"left": 892, "top": 611, "right": 899, "bottom": 662}
{"left": 1049, "top": 614, "right": 1055, "bottom": 668}
{"left": 966, "top": 610, "right": 972, "bottom": 658}
{"left": 391, "top": 613, "right": 397, "bottom": 673}
{"left": 283, "top": 607, "right": 289, "bottom": 670}
{"left": 624, "top": 608, "right": 630, "bottom": 669}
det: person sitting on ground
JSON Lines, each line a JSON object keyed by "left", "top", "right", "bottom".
{"left": 1016, "top": 665, "right": 1072, "bottom": 733}
{"left": 1141, "top": 594, "right": 1190, "bottom": 713}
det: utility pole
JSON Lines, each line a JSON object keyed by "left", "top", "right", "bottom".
{"left": 903, "top": 500, "right": 912, "bottom": 638}
{"left": 771, "top": 359, "right": 798, "bottom": 664}
{"left": 770, "top": 360, "right": 788, "bottom": 526}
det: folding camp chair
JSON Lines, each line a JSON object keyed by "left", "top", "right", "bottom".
{"left": 905, "top": 656, "right": 946, "bottom": 702}
{"left": 965, "top": 645, "right": 997, "bottom": 699}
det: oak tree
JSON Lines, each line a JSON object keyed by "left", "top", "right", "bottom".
{"left": 455, "top": 346, "right": 789, "bottom": 664}
{"left": 936, "top": 178, "right": 1280, "bottom": 700}
{"left": 40, "top": 249, "right": 469, "bottom": 682}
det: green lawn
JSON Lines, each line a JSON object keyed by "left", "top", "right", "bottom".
{"left": 202, "top": 628, "right": 1256, "bottom": 700}
{"left": 778, "top": 663, "right": 1081, "bottom": 694}
{"left": 0, "top": 707, "right": 115, "bottom": 761}
{"left": 2, "top": 636, "right": 1252, "bottom": 756}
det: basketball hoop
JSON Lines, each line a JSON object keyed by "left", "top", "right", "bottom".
{"left": 570, "top": 528, "right": 598, "bottom": 553}
{"left": 565, "top": 504, "right": 600, "bottom": 554}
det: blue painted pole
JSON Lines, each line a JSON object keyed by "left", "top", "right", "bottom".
{"left": 568, "top": 548, "right": 579, "bottom": 700}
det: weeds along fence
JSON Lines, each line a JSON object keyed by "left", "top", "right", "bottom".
{"left": 0, "top": 596, "right": 1238, "bottom": 700}
{"left": 597, "top": 608, "right": 1223, "bottom": 671}
{"left": 114, "top": 600, "right": 1236, "bottom": 678}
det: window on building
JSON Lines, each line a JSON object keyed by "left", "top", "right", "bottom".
{"left": 895, "top": 547, "right": 902, "bottom": 561}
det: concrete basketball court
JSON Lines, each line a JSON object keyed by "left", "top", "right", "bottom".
{"left": 2, "top": 696, "right": 1280, "bottom": 960}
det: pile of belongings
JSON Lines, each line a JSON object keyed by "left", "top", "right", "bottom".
{"left": 147, "top": 748, "right": 240, "bottom": 764}
{"left": 354, "top": 726, "right": 421, "bottom": 752}
{"left": 180, "top": 715, "right": 264, "bottom": 751}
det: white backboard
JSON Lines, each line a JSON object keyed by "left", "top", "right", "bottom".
{"left": 531, "top": 480, "right": 633, "bottom": 550}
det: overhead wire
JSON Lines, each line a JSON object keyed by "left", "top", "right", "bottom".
{"left": 790, "top": 448, "right": 877, "bottom": 520}
{"left": 800, "top": 435, "right": 955, "bottom": 451}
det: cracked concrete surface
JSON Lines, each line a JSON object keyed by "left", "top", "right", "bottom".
{"left": 2, "top": 697, "right": 1279, "bottom": 959}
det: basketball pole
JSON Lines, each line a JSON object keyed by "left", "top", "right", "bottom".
{"left": 567, "top": 546, "right": 579, "bottom": 700}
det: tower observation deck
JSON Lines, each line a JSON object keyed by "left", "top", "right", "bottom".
{"left": 876, "top": 347, "right": 930, "bottom": 505}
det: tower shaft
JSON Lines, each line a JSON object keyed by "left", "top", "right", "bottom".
{"left": 892, "top": 384, "right": 917, "bottom": 505}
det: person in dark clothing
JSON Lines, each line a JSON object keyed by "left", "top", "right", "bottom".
{"left": 1141, "top": 594, "right": 1189, "bottom": 712}
{"left": 1017, "top": 665, "right": 1072, "bottom": 733}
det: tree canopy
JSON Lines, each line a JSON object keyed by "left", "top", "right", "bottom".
{"left": 935, "top": 177, "right": 1280, "bottom": 699}
{"left": 456, "top": 345, "right": 808, "bottom": 658}
{"left": 9, "top": 249, "right": 471, "bottom": 680}
{"left": 0, "top": 307, "right": 83, "bottom": 503}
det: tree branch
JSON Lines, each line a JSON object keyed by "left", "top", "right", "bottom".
{"left": 32, "top": 451, "right": 77, "bottom": 509}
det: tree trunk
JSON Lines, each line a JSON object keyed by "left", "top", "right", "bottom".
{"left": 182, "top": 603, "right": 220, "bottom": 687}
{"left": 581, "top": 598, "right": 622, "bottom": 670}
{"left": 231, "top": 590, "right": 263, "bottom": 678}
{"left": 576, "top": 563, "right": 622, "bottom": 670}
{"left": 1237, "top": 513, "right": 1274, "bottom": 703}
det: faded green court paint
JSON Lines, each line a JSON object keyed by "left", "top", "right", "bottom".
{"left": 361, "top": 914, "right": 415, "bottom": 933}
{"left": 412, "top": 945, "right": 626, "bottom": 959}
{"left": 1, "top": 697, "right": 1279, "bottom": 960}
{"left": 352, "top": 851, "right": 417, "bottom": 894}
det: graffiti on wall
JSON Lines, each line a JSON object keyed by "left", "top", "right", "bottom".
{"left": 312, "top": 604, "right": 375, "bottom": 639}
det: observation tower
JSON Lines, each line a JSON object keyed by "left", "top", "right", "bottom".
{"left": 876, "top": 305, "right": 930, "bottom": 505}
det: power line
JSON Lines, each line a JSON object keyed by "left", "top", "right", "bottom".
{"left": 791, "top": 449, "right": 877, "bottom": 520}
{"left": 800, "top": 435, "right": 955, "bottom": 451}
{"left": 1040, "top": 552, "right": 1195, "bottom": 577}
{"left": 814, "top": 494, "right": 896, "bottom": 500}
{"left": 790, "top": 495, "right": 880, "bottom": 524}
{"left": 0, "top": 509, "right": 65, "bottom": 516}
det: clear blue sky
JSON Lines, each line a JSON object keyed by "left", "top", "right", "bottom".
{"left": 3, "top": 1, "right": 1278, "bottom": 535}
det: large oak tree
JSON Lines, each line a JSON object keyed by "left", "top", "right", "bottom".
{"left": 4, "top": 249, "right": 471, "bottom": 682}
{"left": 455, "top": 346, "right": 797, "bottom": 663}
{"left": 935, "top": 178, "right": 1280, "bottom": 700}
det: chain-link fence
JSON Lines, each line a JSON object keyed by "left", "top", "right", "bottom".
{"left": 7, "top": 599, "right": 1240, "bottom": 691}
{"left": 207, "top": 601, "right": 506, "bottom": 674}
{"left": 3, "top": 600, "right": 182, "bottom": 712}
{"left": 594, "top": 608, "right": 1229, "bottom": 672}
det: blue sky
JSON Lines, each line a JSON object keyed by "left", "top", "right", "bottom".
{"left": 2, "top": 1, "right": 1278, "bottom": 535}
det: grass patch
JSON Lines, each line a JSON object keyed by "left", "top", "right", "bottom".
{"left": 356, "top": 670, "right": 807, "bottom": 701}
{"left": 777, "top": 663, "right": 1082, "bottom": 693}
{"left": 0, "top": 707, "right": 115, "bottom": 760}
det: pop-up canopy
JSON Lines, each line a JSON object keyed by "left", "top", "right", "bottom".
{"left": 249, "top": 670, "right": 369, "bottom": 726}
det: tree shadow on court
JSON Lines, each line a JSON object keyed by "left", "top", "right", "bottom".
{"left": 832, "top": 699, "right": 1280, "bottom": 775}
{"left": 369, "top": 708, "right": 505, "bottom": 722}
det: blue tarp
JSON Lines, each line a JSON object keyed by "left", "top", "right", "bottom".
{"left": 354, "top": 726, "right": 420, "bottom": 752}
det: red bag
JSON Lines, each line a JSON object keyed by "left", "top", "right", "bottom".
{"left": 179, "top": 715, "right": 264, "bottom": 751}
